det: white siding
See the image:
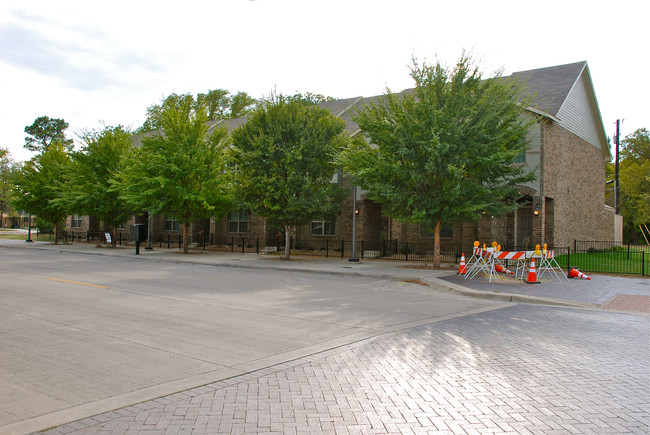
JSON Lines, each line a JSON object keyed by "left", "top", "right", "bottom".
{"left": 556, "top": 72, "right": 602, "bottom": 150}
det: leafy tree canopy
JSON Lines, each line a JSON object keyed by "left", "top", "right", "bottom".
{"left": 618, "top": 128, "right": 650, "bottom": 229}
{"left": 24, "top": 116, "right": 74, "bottom": 152}
{"left": 0, "top": 147, "right": 16, "bottom": 219}
{"left": 341, "top": 54, "right": 534, "bottom": 267}
{"left": 139, "top": 90, "right": 258, "bottom": 133}
{"left": 64, "top": 125, "right": 135, "bottom": 244}
{"left": 230, "top": 93, "right": 348, "bottom": 259}
{"left": 116, "top": 93, "right": 233, "bottom": 253}
{"left": 11, "top": 142, "right": 72, "bottom": 242}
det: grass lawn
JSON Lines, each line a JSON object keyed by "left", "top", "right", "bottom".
{"left": 555, "top": 250, "right": 649, "bottom": 276}
{"left": 0, "top": 230, "right": 55, "bottom": 242}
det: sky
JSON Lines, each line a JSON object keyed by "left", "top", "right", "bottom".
{"left": 0, "top": 0, "right": 647, "bottom": 163}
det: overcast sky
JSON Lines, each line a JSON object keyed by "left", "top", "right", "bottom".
{"left": 1, "top": 0, "right": 647, "bottom": 162}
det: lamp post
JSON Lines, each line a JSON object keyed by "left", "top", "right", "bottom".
{"left": 145, "top": 212, "right": 153, "bottom": 250}
{"left": 25, "top": 213, "right": 33, "bottom": 242}
{"left": 349, "top": 182, "right": 359, "bottom": 262}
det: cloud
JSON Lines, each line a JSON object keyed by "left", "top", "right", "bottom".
{"left": 0, "top": 21, "right": 166, "bottom": 92}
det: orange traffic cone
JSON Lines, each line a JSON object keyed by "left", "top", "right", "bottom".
{"left": 525, "top": 259, "right": 540, "bottom": 284}
{"left": 568, "top": 267, "right": 591, "bottom": 280}
{"left": 457, "top": 253, "right": 467, "bottom": 275}
{"left": 495, "top": 264, "right": 514, "bottom": 275}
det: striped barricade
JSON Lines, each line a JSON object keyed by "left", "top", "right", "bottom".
{"left": 538, "top": 249, "right": 568, "bottom": 281}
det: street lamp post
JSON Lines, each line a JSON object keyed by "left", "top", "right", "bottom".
{"left": 145, "top": 212, "right": 153, "bottom": 250}
{"left": 25, "top": 213, "right": 33, "bottom": 242}
{"left": 349, "top": 182, "right": 359, "bottom": 262}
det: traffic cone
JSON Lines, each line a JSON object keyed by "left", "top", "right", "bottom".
{"left": 495, "top": 264, "right": 514, "bottom": 275}
{"left": 457, "top": 253, "right": 467, "bottom": 275}
{"left": 525, "top": 259, "right": 540, "bottom": 284}
{"left": 568, "top": 267, "right": 591, "bottom": 280}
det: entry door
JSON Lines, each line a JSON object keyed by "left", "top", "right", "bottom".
{"left": 516, "top": 206, "right": 533, "bottom": 249}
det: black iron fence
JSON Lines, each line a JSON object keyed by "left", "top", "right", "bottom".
{"left": 57, "top": 232, "right": 648, "bottom": 276}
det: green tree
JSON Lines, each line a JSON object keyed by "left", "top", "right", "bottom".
{"left": 342, "top": 55, "right": 534, "bottom": 268}
{"left": 24, "top": 116, "right": 74, "bottom": 152}
{"left": 11, "top": 143, "right": 72, "bottom": 242}
{"left": 0, "top": 147, "right": 16, "bottom": 226}
{"left": 230, "top": 94, "right": 349, "bottom": 260}
{"left": 116, "top": 94, "right": 232, "bottom": 253}
{"left": 64, "top": 125, "right": 135, "bottom": 246}
{"left": 139, "top": 90, "right": 258, "bottom": 133}
{"left": 196, "top": 89, "right": 231, "bottom": 120}
{"left": 229, "top": 91, "right": 257, "bottom": 118}
{"left": 618, "top": 128, "right": 650, "bottom": 241}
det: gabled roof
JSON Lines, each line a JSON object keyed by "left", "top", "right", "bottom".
{"left": 511, "top": 61, "right": 588, "bottom": 117}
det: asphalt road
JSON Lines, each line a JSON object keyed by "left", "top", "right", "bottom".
{"left": 1, "top": 248, "right": 503, "bottom": 433}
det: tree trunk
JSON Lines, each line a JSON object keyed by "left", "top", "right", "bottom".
{"left": 54, "top": 220, "right": 59, "bottom": 245}
{"left": 433, "top": 220, "right": 441, "bottom": 269}
{"left": 283, "top": 224, "right": 292, "bottom": 260}
{"left": 183, "top": 222, "right": 189, "bottom": 254}
{"left": 111, "top": 225, "right": 117, "bottom": 247}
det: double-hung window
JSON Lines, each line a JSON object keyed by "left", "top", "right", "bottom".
{"left": 228, "top": 211, "right": 248, "bottom": 233}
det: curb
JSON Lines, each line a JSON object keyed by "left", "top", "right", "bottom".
{"left": 2, "top": 242, "right": 599, "bottom": 309}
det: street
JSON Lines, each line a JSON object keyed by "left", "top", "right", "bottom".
{"left": 0, "top": 246, "right": 648, "bottom": 434}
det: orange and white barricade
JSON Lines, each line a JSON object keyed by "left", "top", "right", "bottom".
{"left": 465, "top": 247, "right": 500, "bottom": 282}
{"left": 538, "top": 248, "right": 567, "bottom": 282}
{"left": 465, "top": 247, "right": 491, "bottom": 280}
{"left": 493, "top": 250, "right": 527, "bottom": 279}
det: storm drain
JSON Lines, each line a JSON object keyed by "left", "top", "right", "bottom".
{"left": 602, "top": 294, "right": 650, "bottom": 313}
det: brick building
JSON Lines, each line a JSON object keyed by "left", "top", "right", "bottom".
{"left": 69, "top": 61, "right": 618, "bottom": 251}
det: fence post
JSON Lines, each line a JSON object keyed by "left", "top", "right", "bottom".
{"left": 405, "top": 241, "right": 409, "bottom": 262}
{"left": 242, "top": 238, "right": 245, "bottom": 254}
{"left": 231, "top": 236, "right": 234, "bottom": 252}
{"left": 167, "top": 234, "right": 171, "bottom": 249}
{"left": 326, "top": 239, "right": 329, "bottom": 258}
{"left": 178, "top": 236, "right": 182, "bottom": 250}
{"left": 87, "top": 231, "right": 90, "bottom": 242}
{"left": 628, "top": 243, "right": 630, "bottom": 260}
{"left": 256, "top": 237, "right": 259, "bottom": 254}
{"left": 574, "top": 239, "right": 577, "bottom": 252}
{"left": 341, "top": 240, "right": 345, "bottom": 259}
{"left": 567, "top": 247, "right": 571, "bottom": 271}
{"left": 361, "top": 240, "right": 364, "bottom": 259}
{"left": 642, "top": 251, "right": 645, "bottom": 277}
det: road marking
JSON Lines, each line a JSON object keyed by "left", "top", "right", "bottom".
{"left": 47, "top": 278, "right": 109, "bottom": 289}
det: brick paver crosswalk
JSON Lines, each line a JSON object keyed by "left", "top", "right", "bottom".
{"left": 43, "top": 305, "right": 650, "bottom": 434}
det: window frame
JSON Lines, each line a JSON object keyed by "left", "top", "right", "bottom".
{"left": 227, "top": 210, "right": 248, "bottom": 234}
{"left": 72, "top": 214, "right": 83, "bottom": 229}
{"left": 310, "top": 219, "right": 335, "bottom": 236}
{"left": 164, "top": 216, "right": 180, "bottom": 231}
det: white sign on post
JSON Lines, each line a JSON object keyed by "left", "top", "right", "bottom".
{"left": 105, "top": 233, "right": 112, "bottom": 244}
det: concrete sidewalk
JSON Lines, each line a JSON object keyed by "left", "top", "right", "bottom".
{"left": 2, "top": 239, "right": 647, "bottom": 311}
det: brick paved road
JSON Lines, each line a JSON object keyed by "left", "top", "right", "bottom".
{"left": 43, "top": 305, "right": 649, "bottom": 434}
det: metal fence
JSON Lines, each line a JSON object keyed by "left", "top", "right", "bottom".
{"left": 57, "top": 232, "right": 648, "bottom": 276}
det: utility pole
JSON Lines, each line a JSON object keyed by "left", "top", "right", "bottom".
{"left": 615, "top": 119, "right": 620, "bottom": 215}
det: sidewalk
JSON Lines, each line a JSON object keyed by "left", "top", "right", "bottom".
{"left": 3, "top": 239, "right": 648, "bottom": 312}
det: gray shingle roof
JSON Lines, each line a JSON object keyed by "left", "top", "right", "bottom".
{"left": 510, "top": 61, "right": 587, "bottom": 116}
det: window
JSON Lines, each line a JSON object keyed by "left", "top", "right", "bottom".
{"left": 72, "top": 215, "right": 82, "bottom": 228}
{"left": 164, "top": 216, "right": 180, "bottom": 231}
{"left": 513, "top": 151, "right": 526, "bottom": 163}
{"left": 420, "top": 224, "right": 452, "bottom": 239}
{"left": 228, "top": 211, "right": 248, "bottom": 233}
{"left": 311, "top": 219, "right": 335, "bottom": 236}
